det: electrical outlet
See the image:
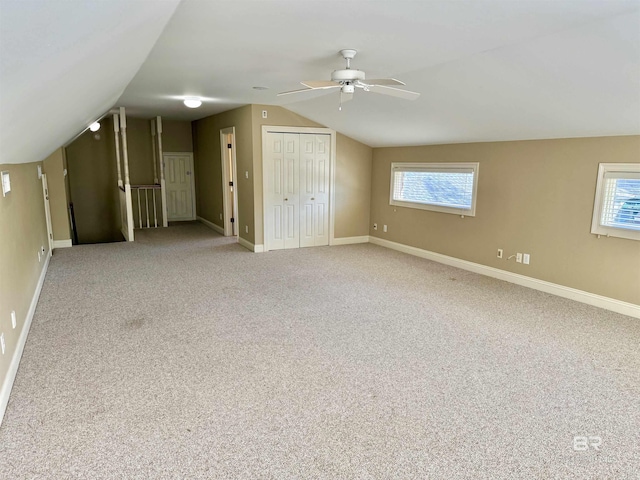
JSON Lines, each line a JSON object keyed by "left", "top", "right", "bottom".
{"left": 245, "top": 171, "right": 249, "bottom": 179}
{"left": 523, "top": 253, "right": 530, "bottom": 265}
{"left": 11, "top": 311, "right": 16, "bottom": 329}
{"left": 262, "top": 110, "right": 268, "bottom": 119}
{"left": 0, "top": 333, "right": 5, "bottom": 355}
{"left": 497, "top": 248, "right": 503, "bottom": 259}
{"left": 516, "top": 253, "right": 523, "bottom": 263}
{"left": 219, "top": 213, "right": 223, "bottom": 220}
{"left": 383, "top": 225, "right": 388, "bottom": 233}
{"left": 245, "top": 225, "right": 249, "bottom": 234}
{"left": 37, "top": 250, "right": 41, "bottom": 262}
{"left": 373, "top": 223, "right": 378, "bottom": 230}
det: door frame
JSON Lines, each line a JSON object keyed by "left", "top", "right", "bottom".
{"left": 261, "top": 126, "right": 337, "bottom": 252}
{"left": 163, "top": 152, "right": 196, "bottom": 221}
{"left": 220, "top": 127, "right": 239, "bottom": 236}
{"left": 41, "top": 174, "right": 53, "bottom": 253}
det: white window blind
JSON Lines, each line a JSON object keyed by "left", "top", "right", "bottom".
{"left": 591, "top": 164, "right": 640, "bottom": 241}
{"left": 390, "top": 163, "right": 479, "bottom": 216}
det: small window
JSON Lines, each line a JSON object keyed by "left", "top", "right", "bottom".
{"left": 390, "top": 162, "right": 479, "bottom": 216}
{"left": 591, "top": 163, "right": 640, "bottom": 241}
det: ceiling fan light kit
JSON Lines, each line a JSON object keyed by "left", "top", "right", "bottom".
{"left": 278, "top": 49, "right": 420, "bottom": 108}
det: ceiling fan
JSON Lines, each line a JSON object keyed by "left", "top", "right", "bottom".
{"left": 278, "top": 49, "right": 420, "bottom": 108}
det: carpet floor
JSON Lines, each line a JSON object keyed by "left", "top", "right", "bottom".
{"left": 1, "top": 222, "right": 638, "bottom": 479}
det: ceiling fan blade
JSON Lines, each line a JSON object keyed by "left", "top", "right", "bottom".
{"left": 301, "top": 80, "right": 340, "bottom": 89}
{"left": 277, "top": 87, "right": 315, "bottom": 96}
{"left": 368, "top": 85, "right": 420, "bottom": 100}
{"left": 364, "top": 78, "right": 406, "bottom": 87}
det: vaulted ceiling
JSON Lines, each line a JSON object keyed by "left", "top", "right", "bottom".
{"left": 2, "top": 0, "right": 639, "bottom": 164}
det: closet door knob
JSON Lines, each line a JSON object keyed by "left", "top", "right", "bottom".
{"left": 284, "top": 198, "right": 288, "bottom": 201}
{"left": 311, "top": 197, "right": 315, "bottom": 200}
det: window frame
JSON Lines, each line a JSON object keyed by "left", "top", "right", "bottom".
{"left": 590, "top": 163, "right": 640, "bottom": 241}
{"left": 389, "top": 162, "right": 479, "bottom": 216}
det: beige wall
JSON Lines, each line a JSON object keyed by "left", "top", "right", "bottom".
{"left": 163, "top": 119, "right": 193, "bottom": 153}
{"left": 126, "top": 117, "right": 154, "bottom": 185}
{"left": 192, "top": 106, "right": 253, "bottom": 237}
{"left": 194, "top": 104, "right": 372, "bottom": 246}
{"left": 43, "top": 148, "right": 71, "bottom": 241}
{"left": 370, "top": 136, "right": 640, "bottom": 304}
{"left": 0, "top": 161, "right": 50, "bottom": 396}
{"left": 65, "top": 116, "right": 192, "bottom": 242}
{"left": 250, "top": 105, "right": 324, "bottom": 245}
{"left": 335, "top": 133, "right": 372, "bottom": 238}
{"left": 66, "top": 119, "right": 121, "bottom": 244}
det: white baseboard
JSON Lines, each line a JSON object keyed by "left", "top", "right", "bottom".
{"left": 197, "top": 216, "right": 224, "bottom": 235}
{"left": 332, "top": 235, "right": 370, "bottom": 246}
{"left": 238, "top": 237, "right": 264, "bottom": 252}
{"left": 53, "top": 239, "right": 72, "bottom": 249}
{"left": 0, "top": 251, "right": 51, "bottom": 426}
{"left": 369, "top": 236, "right": 640, "bottom": 319}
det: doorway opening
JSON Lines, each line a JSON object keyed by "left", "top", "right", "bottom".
{"left": 220, "top": 127, "right": 239, "bottom": 237}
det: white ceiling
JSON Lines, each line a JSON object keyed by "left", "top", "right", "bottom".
{"left": 0, "top": 0, "right": 180, "bottom": 164}
{"left": 1, "top": 0, "right": 639, "bottom": 164}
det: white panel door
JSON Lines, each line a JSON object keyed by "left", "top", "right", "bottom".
{"left": 265, "top": 133, "right": 300, "bottom": 250}
{"left": 164, "top": 153, "right": 194, "bottom": 221}
{"left": 264, "top": 132, "right": 329, "bottom": 251}
{"left": 265, "top": 133, "right": 285, "bottom": 250}
{"left": 299, "top": 135, "right": 330, "bottom": 247}
{"left": 283, "top": 134, "right": 300, "bottom": 249}
{"left": 313, "top": 135, "right": 330, "bottom": 246}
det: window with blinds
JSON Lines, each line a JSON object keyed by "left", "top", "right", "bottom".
{"left": 390, "top": 162, "right": 479, "bottom": 216}
{"left": 591, "top": 163, "right": 640, "bottom": 241}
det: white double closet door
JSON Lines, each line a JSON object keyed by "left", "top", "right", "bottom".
{"left": 265, "top": 132, "right": 330, "bottom": 250}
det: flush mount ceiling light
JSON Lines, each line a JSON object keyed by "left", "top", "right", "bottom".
{"left": 183, "top": 97, "right": 202, "bottom": 108}
{"left": 89, "top": 122, "right": 101, "bottom": 132}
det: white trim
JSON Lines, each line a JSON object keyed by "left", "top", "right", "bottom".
{"left": 0, "top": 251, "right": 51, "bottom": 426}
{"left": 238, "top": 236, "right": 264, "bottom": 252}
{"left": 220, "top": 127, "right": 239, "bottom": 237}
{"left": 197, "top": 216, "right": 224, "bottom": 235}
{"left": 53, "top": 239, "right": 72, "bottom": 249}
{"left": 390, "top": 162, "right": 479, "bottom": 217}
{"left": 332, "top": 235, "right": 371, "bottom": 245}
{"left": 261, "top": 126, "right": 337, "bottom": 252}
{"left": 590, "top": 163, "right": 640, "bottom": 241}
{"left": 369, "top": 236, "right": 640, "bottom": 319}
{"left": 41, "top": 174, "right": 53, "bottom": 253}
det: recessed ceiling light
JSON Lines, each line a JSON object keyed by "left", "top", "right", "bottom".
{"left": 89, "top": 122, "right": 101, "bottom": 132}
{"left": 252, "top": 86, "right": 269, "bottom": 90}
{"left": 184, "top": 97, "right": 202, "bottom": 108}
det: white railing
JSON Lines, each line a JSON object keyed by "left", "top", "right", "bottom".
{"left": 119, "top": 185, "right": 134, "bottom": 241}
{"left": 131, "top": 185, "right": 162, "bottom": 228}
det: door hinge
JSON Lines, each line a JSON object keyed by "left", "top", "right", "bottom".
{"left": 227, "top": 144, "right": 232, "bottom": 149}
{"left": 230, "top": 217, "right": 235, "bottom": 223}
{"left": 229, "top": 181, "right": 233, "bottom": 187}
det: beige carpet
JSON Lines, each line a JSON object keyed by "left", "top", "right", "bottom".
{"left": 1, "top": 222, "right": 638, "bottom": 479}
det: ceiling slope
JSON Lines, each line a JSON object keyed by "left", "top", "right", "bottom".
{"left": 119, "top": 0, "right": 640, "bottom": 147}
{"left": 0, "top": 0, "right": 181, "bottom": 165}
